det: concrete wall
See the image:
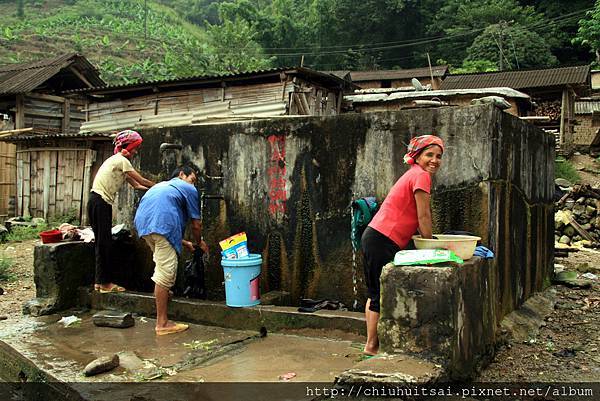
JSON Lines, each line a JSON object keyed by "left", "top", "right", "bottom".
{"left": 574, "top": 114, "right": 598, "bottom": 147}
{"left": 111, "top": 105, "right": 553, "bottom": 310}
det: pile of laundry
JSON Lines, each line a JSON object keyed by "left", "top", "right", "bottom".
{"left": 58, "top": 223, "right": 94, "bottom": 242}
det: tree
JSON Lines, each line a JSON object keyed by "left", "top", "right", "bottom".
{"left": 16, "top": 0, "right": 24, "bottom": 18}
{"left": 465, "top": 23, "right": 558, "bottom": 69}
{"left": 206, "top": 17, "right": 274, "bottom": 72}
{"left": 574, "top": 0, "right": 600, "bottom": 65}
{"left": 451, "top": 60, "right": 498, "bottom": 74}
{"left": 429, "top": 0, "right": 546, "bottom": 65}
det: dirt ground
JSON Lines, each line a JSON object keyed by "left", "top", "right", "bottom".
{"left": 0, "top": 239, "right": 36, "bottom": 321}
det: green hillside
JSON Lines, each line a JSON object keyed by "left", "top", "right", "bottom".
{"left": 0, "top": 0, "right": 597, "bottom": 83}
{"left": 0, "top": 0, "right": 240, "bottom": 85}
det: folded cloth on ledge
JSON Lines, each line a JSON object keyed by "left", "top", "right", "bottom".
{"left": 474, "top": 245, "right": 494, "bottom": 259}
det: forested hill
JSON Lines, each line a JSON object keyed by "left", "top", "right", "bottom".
{"left": 1, "top": 0, "right": 599, "bottom": 85}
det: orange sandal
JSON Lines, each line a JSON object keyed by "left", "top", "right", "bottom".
{"left": 155, "top": 323, "right": 189, "bottom": 336}
{"left": 98, "top": 284, "right": 126, "bottom": 293}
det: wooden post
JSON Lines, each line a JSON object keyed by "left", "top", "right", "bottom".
{"left": 62, "top": 99, "right": 71, "bottom": 133}
{"left": 559, "top": 88, "right": 568, "bottom": 148}
{"left": 80, "top": 149, "right": 96, "bottom": 225}
{"left": 43, "top": 152, "right": 50, "bottom": 220}
{"left": 15, "top": 95, "right": 24, "bottom": 129}
{"left": 427, "top": 53, "right": 435, "bottom": 90}
{"left": 16, "top": 152, "right": 22, "bottom": 216}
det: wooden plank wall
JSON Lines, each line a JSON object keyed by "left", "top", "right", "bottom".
{"left": 86, "top": 80, "right": 342, "bottom": 123}
{"left": 0, "top": 141, "right": 16, "bottom": 219}
{"left": 87, "top": 82, "right": 287, "bottom": 122}
{"left": 16, "top": 147, "right": 96, "bottom": 223}
{"left": 22, "top": 94, "right": 86, "bottom": 135}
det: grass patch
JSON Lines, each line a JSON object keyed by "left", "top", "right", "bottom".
{"left": 4, "top": 224, "right": 49, "bottom": 242}
{"left": 0, "top": 255, "right": 15, "bottom": 282}
{"left": 555, "top": 159, "right": 581, "bottom": 184}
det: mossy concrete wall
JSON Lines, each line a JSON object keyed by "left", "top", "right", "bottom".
{"left": 103, "top": 104, "right": 554, "bottom": 310}
{"left": 378, "top": 259, "right": 497, "bottom": 379}
{"left": 24, "top": 242, "right": 94, "bottom": 316}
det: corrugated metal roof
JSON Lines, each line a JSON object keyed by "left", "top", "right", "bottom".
{"left": 65, "top": 66, "right": 352, "bottom": 95}
{"left": 79, "top": 100, "right": 289, "bottom": 133}
{"left": 575, "top": 98, "right": 600, "bottom": 114}
{"left": 1, "top": 131, "right": 111, "bottom": 142}
{"left": 346, "top": 87, "right": 531, "bottom": 103}
{"left": 0, "top": 53, "right": 104, "bottom": 95}
{"left": 440, "top": 65, "right": 590, "bottom": 90}
{"left": 327, "top": 66, "right": 448, "bottom": 82}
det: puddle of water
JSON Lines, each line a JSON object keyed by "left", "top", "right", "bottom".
{"left": 179, "top": 333, "right": 361, "bottom": 382}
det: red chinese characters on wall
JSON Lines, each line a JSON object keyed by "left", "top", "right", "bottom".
{"left": 267, "top": 135, "right": 287, "bottom": 216}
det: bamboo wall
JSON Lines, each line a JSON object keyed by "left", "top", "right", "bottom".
{"left": 16, "top": 146, "right": 96, "bottom": 223}
{"left": 0, "top": 141, "right": 16, "bottom": 219}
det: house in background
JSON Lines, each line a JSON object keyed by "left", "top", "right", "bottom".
{"left": 2, "top": 65, "right": 353, "bottom": 223}
{"left": 440, "top": 65, "right": 591, "bottom": 153}
{"left": 0, "top": 53, "right": 105, "bottom": 221}
{"left": 591, "top": 70, "right": 600, "bottom": 91}
{"left": 69, "top": 67, "right": 354, "bottom": 134}
{"left": 573, "top": 98, "right": 600, "bottom": 152}
{"left": 327, "top": 65, "right": 448, "bottom": 90}
{"left": 345, "top": 87, "right": 532, "bottom": 117}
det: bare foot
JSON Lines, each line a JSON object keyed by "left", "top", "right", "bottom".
{"left": 363, "top": 344, "right": 378, "bottom": 356}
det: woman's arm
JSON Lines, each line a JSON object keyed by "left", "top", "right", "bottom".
{"left": 125, "top": 170, "right": 155, "bottom": 188}
{"left": 415, "top": 189, "right": 433, "bottom": 239}
{"left": 125, "top": 175, "right": 148, "bottom": 190}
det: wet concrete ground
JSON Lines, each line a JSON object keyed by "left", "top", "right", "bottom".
{"left": 0, "top": 311, "right": 365, "bottom": 384}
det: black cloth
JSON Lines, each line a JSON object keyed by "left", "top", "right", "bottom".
{"left": 361, "top": 226, "right": 400, "bottom": 313}
{"left": 297, "top": 298, "right": 346, "bottom": 313}
{"left": 180, "top": 248, "right": 207, "bottom": 299}
{"left": 87, "top": 192, "right": 113, "bottom": 284}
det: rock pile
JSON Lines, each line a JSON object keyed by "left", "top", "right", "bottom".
{"left": 555, "top": 183, "right": 600, "bottom": 247}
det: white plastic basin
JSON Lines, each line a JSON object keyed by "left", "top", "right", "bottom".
{"left": 412, "top": 234, "right": 481, "bottom": 260}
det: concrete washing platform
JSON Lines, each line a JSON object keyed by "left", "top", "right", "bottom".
{"left": 0, "top": 306, "right": 442, "bottom": 401}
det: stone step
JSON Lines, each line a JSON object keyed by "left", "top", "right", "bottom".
{"left": 84, "top": 289, "right": 366, "bottom": 337}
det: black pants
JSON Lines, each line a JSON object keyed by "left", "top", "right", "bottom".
{"left": 361, "top": 226, "right": 400, "bottom": 313}
{"left": 87, "top": 192, "right": 113, "bottom": 284}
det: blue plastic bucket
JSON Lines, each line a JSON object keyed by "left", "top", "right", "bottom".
{"left": 221, "top": 254, "right": 262, "bottom": 307}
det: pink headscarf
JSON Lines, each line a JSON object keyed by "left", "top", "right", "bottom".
{"left": 113, "top": 130, "right": 143, "bottom": 157}
{"left": 403, "top": 135, "right": 444, "bottom": 165}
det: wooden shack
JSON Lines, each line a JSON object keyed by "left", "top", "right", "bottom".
{"left": 328, "top": 66, "right": 448, "bottom": 90}
{"left": 0, "top": 53, "right": 105, "bottom": 220}
{"left": 441, "top": 66, "right": 591, "bottom": 153}
{"left": 574, "top": 98, "right": 600, "bottom": 151}
{"left": 69, "top": 67, "right": 354, "bottom": 134}
{"left": 2, "top": 65, "right": 351, "bottom": 223}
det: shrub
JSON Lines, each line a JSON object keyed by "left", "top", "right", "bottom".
{"left": 4, "top": 223, "right": 49, "bottom": 242}
{"left": 555, "top": 159, "right": 581, "bottom": 184}
{"left": 0, "top": 255, "right": 15, "bottom": 282}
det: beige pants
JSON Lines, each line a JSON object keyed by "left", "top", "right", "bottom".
{"left": 143, "top": 233, "right": 178, "bottom": 289}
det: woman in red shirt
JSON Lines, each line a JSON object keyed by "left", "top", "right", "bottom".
{"left": 361, "top": 135, "right": 444, "bottom": 355}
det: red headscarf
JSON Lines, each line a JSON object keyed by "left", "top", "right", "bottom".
{"left": 403, "top": 135, "right": 444, "bottom": 165}
{"left": 113, "top": 130, "right": 142, "bottom": 157}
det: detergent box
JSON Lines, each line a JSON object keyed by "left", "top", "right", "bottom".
{"left": 219, "top": 232, "right": 249, "bottom": 259}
